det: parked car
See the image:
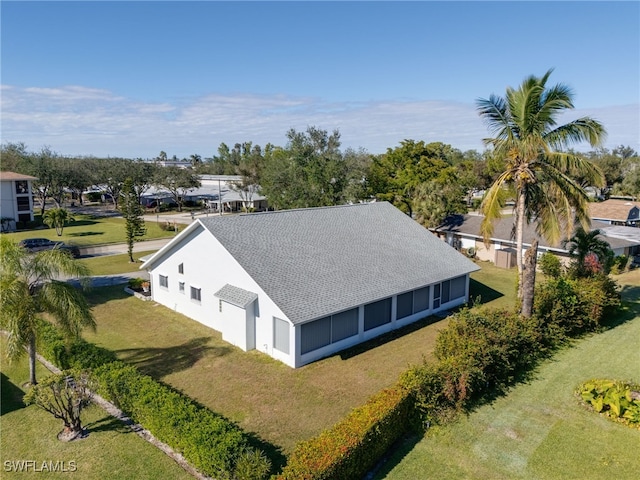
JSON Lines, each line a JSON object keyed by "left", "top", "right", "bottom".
{"left": 18, "top": 238, "right": 81, "bottom": 258}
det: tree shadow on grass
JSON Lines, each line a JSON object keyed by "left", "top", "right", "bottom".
{"left": 84, "top": 285, "right": 131, "bottom": 306}
{"left": 68, "top": 219, "right": 99, "bottom": 227}
{"left": 84, "top": 414, "right": 132, "bottom": 435}
{"left": 368, "top": 434, "right": 422, "bottom": 479}
{"left": 602, "top": 284, "right": 640, "bottom": 330}
{"left": 468, "top": 278, "right": 504, "bottom": 306}
{"left": 68, "top": 231, "right": 104, "bottom": 237}
{"left": 116, "top": 337, "right": 231, "bottom": 378}
{"left": 1, "top": 372, "right": 26, "bottom": 416}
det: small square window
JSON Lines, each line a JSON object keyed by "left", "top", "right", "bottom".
{"left": 178, "top": 263, "right": 184, "bottom": 274}
{"left": 159, "top": 275, "right": 169, "bottom": 288}
{"left": 179, "top": 281, "right": 185, "bottom": 293}
{"left": 190, "top": 286, "right": 201, "bottom": 302}
{"left": 219, "top": 299, "right": 223, "bottom": 312}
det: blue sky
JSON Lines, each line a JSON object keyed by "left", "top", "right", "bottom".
{"left": 2, "top": 1, "right": 638, "bottom": 158}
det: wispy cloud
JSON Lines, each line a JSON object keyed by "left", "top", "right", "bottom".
{"left": 1, "top": 85, "right": 638, "bottom": 158}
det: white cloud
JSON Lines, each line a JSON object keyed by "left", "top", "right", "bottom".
{"left": 1, "top": 85, "right": 638, "bottom": 158}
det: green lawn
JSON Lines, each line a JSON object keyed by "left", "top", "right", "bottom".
{"left": 78, "top": 261, "right": 518, "bottom": 454}
{"left": 82, "top": 287, "right": 447, "bottom": 455}
{"left": 4, "top": 214, "right": 177, "bottom": 247}
{"left": 469, "top": 261, "right": 518, "bottom": 310}
{"left": 375, "top": 269, "right": 640, "bottom": 480}
{"left": 0, "top": 339, "right": 193, "bottom": 480}
{"left": 78, "top": 251, "right": 157, "bottom": 276}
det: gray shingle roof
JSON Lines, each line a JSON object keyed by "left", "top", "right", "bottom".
{"left": 214, "top": 284, "right": 258, "bottom": 308}
{"left": 199, "top": 202, "right": 478, "bottom": 325}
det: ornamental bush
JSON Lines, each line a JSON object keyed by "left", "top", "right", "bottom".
{"left": 578, "top": 379, "right": 640, "bottom": 428}
{"left": 535, "top": 274, "right": 620, "bottom": 340}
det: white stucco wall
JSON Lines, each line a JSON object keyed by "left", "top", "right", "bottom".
{"left": 147, "top": 222, "right": 296, "bottom": 367}
{"left": 146, "top": 221, "right": 472, "bottom": 369}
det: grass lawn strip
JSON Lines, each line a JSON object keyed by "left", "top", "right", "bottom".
{"left": 0, "top": 338, "right": 194, "bottom": 480}
{"left": 4, "top": 214, "right": 177, "bottom": 247}
{"left": 375, "top": 269, "right": 640, "bottom": 480}
{"left": 78, "top": 250, "right": 157, "bottom": 276}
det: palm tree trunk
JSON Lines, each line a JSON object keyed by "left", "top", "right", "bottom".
{"left": 28, "top": 336, "right": 37, "bottom": 385}
{"left": 521, "top": 240, "right": 538, "bottom": 318}
{"left": 515, "top": 189, "right": 526, "bottom": 300}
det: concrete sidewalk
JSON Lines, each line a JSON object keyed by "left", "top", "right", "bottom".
{"left": 78, "top": 238, "right": 172, "bottom": 257}
{"left": 66, "top": 270, "right": 148, "bottom": 288}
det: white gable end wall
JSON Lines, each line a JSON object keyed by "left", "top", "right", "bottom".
{"left": 147, "top": 222, "right": 296, "bottom": 367}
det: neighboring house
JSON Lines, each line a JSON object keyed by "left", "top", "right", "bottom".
{"left": 141, "top": 202, "right": 479, "bottom": 368}
{"left": 141, "top": 175, "right": 268, "bottom": 212}
{"left": 589, "top": 199, "right": 640, "bottom": 227}
{"left": 0, "top": 171, "right": 37, "bottom": 231}
{"left": 432, "top": 214, "right": 640, "bottom": 268}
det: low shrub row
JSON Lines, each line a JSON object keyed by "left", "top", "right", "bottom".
{"left": 278, "top": 385, "right": 412, "bottom": 480}
{"left": 94, "top": 362, "right": 270, "bottom": 479}
{"left": 278, "top": 273, "right": 622, "bottom": 479}
{"left": 35, "top": 320, "right": 271, "bottom": 480}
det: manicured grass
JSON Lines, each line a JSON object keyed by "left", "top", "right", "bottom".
{"left": 77, "top": 250, "right": 157, "bottom": 276}
{"left": 469, "top": 260, "right": 518, "bottom": 310}
{"left": 82, "top": 287, "right": 447, "bottom": 454}
{"left": 375, "top": 269, "right": 640, "bottom": 480}
{"left": 4, "top": 214, "right": 177, "bottom": 247}
{"left": 0, "top": 339, "right": 193, "bottom": 480}
{"left": 80, "top": 261, "right": 514, "bottom": 454}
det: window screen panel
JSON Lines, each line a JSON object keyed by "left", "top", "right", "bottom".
{"left": 274, "top": 317, "right": 290, "bottom": 354}
{"left": 159, "top": 275, "right": 168, "bottom": 288}
{"left": 331, "top": 308, "right": 359, "bottom": 342}
{"left": 300, "top": 316, "right": 331, "bottom": 354}
{"left": 364, "top": 298, "right": 392, "bottom": 331}
{"left": 413, "top": 286, "right": 430, "bottom": 313}
{"left": 442, "top": 280, "right": 450, "bottom": 303}
{"left": 450, "top": 276, "right": 466, "bottom": 300}
{"left": 396, "top": 292, "right": 413, "bottom": 320}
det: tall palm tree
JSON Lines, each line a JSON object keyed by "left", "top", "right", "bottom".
{"left": 563, "top": 227, "right": 613, "bottom": 276}
{"left": 0, "top": 236, "right": 95, "bottom": 385}
{"left": 477, "top": 69, "right": 606, "bottom": 316}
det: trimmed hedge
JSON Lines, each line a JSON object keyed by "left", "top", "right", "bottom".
{"left": 278, "top": 385, "right": 412, "bottom": 480}
{"left": 93, "top": 362, "right": 262, "bottom": 478}
{"left": 35, "top": 320, "right": 271, "bottom": 480}
{"left": 37, "top": 318, "right": 117, "bottom": 369}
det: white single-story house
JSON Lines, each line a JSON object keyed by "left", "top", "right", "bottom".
{"left": 432, "top": 214, "right": 640, "bottom": 268}
{"left": 141, "top": 202, "right": 479, "bottom": 368}
{"left": 140, "top": 175, "right": 268, "bottom": 212}
{"left": 0, "top": 171, "right": 37, "bottom": 231}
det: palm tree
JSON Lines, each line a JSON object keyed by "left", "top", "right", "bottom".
{"left": 563, "top": 227, "right": 613, "bottom": 276}
{"left": 0, "top": 236, "right": 95, "bottom": 385}
{"left": 43, "top": 207, "right": 74, "bottom": 236}
{"left": 476, "top": 69, "right": 606, "bottom": 316}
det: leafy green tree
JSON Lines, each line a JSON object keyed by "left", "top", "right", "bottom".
{"left": 42, "top": 207, "right": 74, "bottom": 236}
{"left": 121, "top": 178, "right": 146, "bottom": 262}
{"left": 476, "top": 69, "right": 606, "bottom": 316}
{"left": 0, "top": 237, "right": 95, "bottom": 385}
{"left": 153, "top": 166, "right": 200, "bottom": 212}
{"left": 368, "top": 140, "right": 453, "bottom": 216}
{"left": 260, "top": 127, "right": 348, "bottom": 209}
{"left": 563, "top": 227, "right": 614, "bottom": 277}
{"left": 0, "top": 142, "right": 30, "bottom": 172}
{"left": 24, "top": 370, "right": 94, "bottom": 440}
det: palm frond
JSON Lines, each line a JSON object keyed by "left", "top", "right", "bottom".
{"left": 38, "top": 281, "right": 96, "bottom": 337}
